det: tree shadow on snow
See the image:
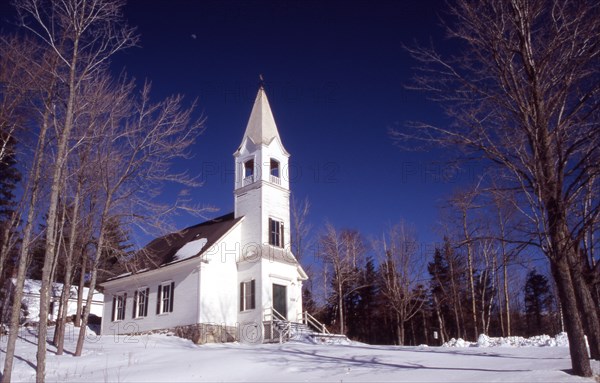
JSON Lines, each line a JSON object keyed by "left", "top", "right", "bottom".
{"left": 408, "top": 347, "right": 569, "bottom": 361}
{"left": 249, "top": 345, "right": 530, "bottom": 376}
{"left": 0, "top": 348, "right": 37, "bottom": 371}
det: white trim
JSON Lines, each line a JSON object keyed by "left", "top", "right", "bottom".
{"left": 158, "top": 280, "right": 174, "bottom": 315}
{"left": 112, "top": 291, "right": 127, "bottom": 322}
{"left": 133, "top": 286, "right": 149, "bottom": 319}
{"left": 269, "top": 273, "right": 293, "bottom": 283}
{"left": 240, "top": 279, "right": 255, "bottom": 312}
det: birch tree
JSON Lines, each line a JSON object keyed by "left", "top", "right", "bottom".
{"left": 395, "top": 0, "right": 600, "bottom": 376}
{"left": 318, "top": 224, "right": 365, "bottom": 335}
{"left": 6, "top": 0, "right": 137, "bottom": 380}
{"left": 379, "top": 222, "right": 426, "bottom": 345}
{"left": 74, "top": 77, "right": 204, "bottom": 356}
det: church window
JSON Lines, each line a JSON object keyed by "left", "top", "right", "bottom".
{"left": 270, "top": 159, "right": 280, "bottom": 178}
{"left": 112, "top": 292, "right": 127, "bottom": 321}
{"left": 133, "top": 287, "right": 149, "bottom": 318}
{"left": 156, "top": 281, "right": 175, "bottom": 314}
{"left": 244, "top": 159, "right": 254, "bottom": 178}
{"left": 269, "top": 218, "right": 284, "bottom": 248}
{"left": 240, "top": 279, "right": 256, "bottom": 311}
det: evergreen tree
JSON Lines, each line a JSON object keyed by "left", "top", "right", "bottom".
{"left": 0, "top": 135, "right": 20, "bottom": 222}
{"left": 346, "top": 257, "right": 379, "bottom": 343}
{"left": 0, "top": 133, "right": 21, "bottom": 282}
{"left": 524, "top": 269, "right": 554, "bottom": 336}
{"left": 302, "top": 285, "right": 318, "bottom": 316}
{"left": 97, "top": 216, "right": 134, "bottom": 281}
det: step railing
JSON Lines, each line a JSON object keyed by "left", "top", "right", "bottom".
{"left": 298, "top": 311, "right": 330, "bottom": 335}
{"left": 263, "top": 307, "right": 291, "bottom": 343}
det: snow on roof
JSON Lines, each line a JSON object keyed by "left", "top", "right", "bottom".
{"left": 174, "top": 237, "right": 208, "bottom": 261}
{"left": 101, "top": 213, "right": 243, "bottom": 283}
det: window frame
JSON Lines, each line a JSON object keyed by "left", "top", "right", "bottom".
{"left": 133, "top": 287, "right": 150, "bottom": 319}
{"left": 112, "top": 292, "right": 127, "bottom": 322}
{"left": 244, "top": 158, "right": 255, "bottom": 178}
{"left": 270, "top": 158, "right": 280, "bottom": 178}
{"left": 156, "top": 281, "right": 175, "bottom": 315}
{"left": 269, "top": 218, "right": 284, "bottom": 248}
{"left": 239, "top": 279, "right": 256, "bottom": 312}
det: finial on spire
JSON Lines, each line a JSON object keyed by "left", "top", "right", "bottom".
{"left": 258, "top": 74, "right": 265, "bottom": 89}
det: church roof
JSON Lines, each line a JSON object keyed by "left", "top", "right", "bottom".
{"left": 105, "top": 213, "right": 241, "bottom": 282}
{"left": 242, "top": 86, "right": 283, "bottom": 147}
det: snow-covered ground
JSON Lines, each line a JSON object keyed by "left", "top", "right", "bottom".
{"left": 1, "top": 326, "right": 598, "bottom": 382}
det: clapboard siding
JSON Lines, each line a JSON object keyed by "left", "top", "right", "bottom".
{"left": 101, "top": 258, "right": 200, "bottom": 335}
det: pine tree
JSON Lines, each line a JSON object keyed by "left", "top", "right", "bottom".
{"left": 524, "top": 269, "right": 554, "bottom": 336}
{"left": 0, "top": 133, "right": 21, "bottom": 281}
{"left": 0, "top": 135, "right": 20, "bottom": 221}
{"left": 356, "top": 257, "right": 378, "bottom": 343}
{"left": 97, "top": 216, "right": 134, "bottom": 282}
{"left": 302, "top": 286, "right": 318, "bottom": 315}
{"left": 428, "top": 247, "right": 451, "bottom": 342}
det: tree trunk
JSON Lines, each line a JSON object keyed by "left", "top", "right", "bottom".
{"left": 551, "top": 258, "right": 592, "bottom": 377}
{"left": 496, "top": 261, "right": 505, "bottom": 337}
{"left": 36, "top": 34, "right": 81, "bottom": 382}
{"left": 569, "top": 255, "right": 600, "bottom": 360}
{"left": 462, "top": 210, "right": 478, "bottom": 340}
{"left": 75, "top": 251, "right": 87, "bottom": 327}
{"left": 433, "top": 295, "right": 445, "bottom": 345}
{"left": 447, "top": 255, "right": 463, "bottom": 339}
{"left": 503, "top": 253, "right": 511, "bottom": 337}
{"left": 396, "top": 313, "right": 404, "bottom": 346}
{"left": 338, "top": 279, "right": 344, "bottom": 335}
{"left": 76, "top": 200, "right": 111, "bottom": 356}
{"left": 421, "top": 309, "right": 429, "bottom": 345}
{"left": 2, "top": 104, "right": 50, "bottom": 383}
{"left": 54, "top": 178, "right": 82, "bottom": 355}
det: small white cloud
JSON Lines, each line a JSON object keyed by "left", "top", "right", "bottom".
{"left": 191, "top": 34, "right": 197, "bottom": 40}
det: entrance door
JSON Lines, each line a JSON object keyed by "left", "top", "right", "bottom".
{"left": 272, "top": 284, "right": 287, "bottom": 319}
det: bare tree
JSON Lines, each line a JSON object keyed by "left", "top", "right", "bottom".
{"left": 318, "top": 223, "right": 365, "bottom": 335}
{"left": 291, "top": 195, "right": 311, "bottom": 262}
{"left": 395, "top": 0, "right": 599, "bottom": 376}
{"left": 378, "top": 222, "right": 426, "bottom": 345}
{"left": 449, "top": 187, "right": 482, "bottom": 340}
{"left": 74, "top": 77, "right": 204, "bottom": 356}
{"left": 489, "top": 188, "right": 527, "bottom": 337}
{"left": 0, "top": 38, "right": 61, "bottom": 383}
{"left": 9, "top": 1, "right": 137, "bottom": 380}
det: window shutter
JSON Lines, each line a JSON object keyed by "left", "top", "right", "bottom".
{"left": 156, "top": 285, "right": 162, "bottom": 314}
{"left": 133, "top": 290, "right": 138, "bottom": 318}
{"left": 250, "top": 280, "right": 256, "bottom": 310}
{"left": 144, "top": 287, "right": 150, "bottom": 317}
{"left": 169, "top": 281, "right": 175, "bottom": 312}
{"left": 123, "top": 293, "right": 127, "bottom": 319}
{"left": 281, "top": 223, "right": 285, "bottom": 247}
{"left": 239, "top": 282, "right": 244, "bottom": 311}
{"left": 112, "top": 296, "right": 116, "bottom": 322}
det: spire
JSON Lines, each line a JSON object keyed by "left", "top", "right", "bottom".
{"left": 242, "top": 85, "right": 281, "bottom": 146}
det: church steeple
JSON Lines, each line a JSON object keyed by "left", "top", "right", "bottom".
{"left": 235, "top": 86, "right": 289, "bottom": 155}
{"left": 233, "top": 85, "right": 291, "bottom": 250}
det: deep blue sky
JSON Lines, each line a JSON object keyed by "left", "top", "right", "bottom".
{"left": 1, "top": 0, "right": 474, "bottom": 256}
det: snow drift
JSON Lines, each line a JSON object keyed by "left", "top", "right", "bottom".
{"left": 442, "top": 333, "right": 570, "bottom": 348}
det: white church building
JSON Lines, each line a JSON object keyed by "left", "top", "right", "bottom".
{"left": 100, "top": 86, "right": 312, "bottom": 343}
